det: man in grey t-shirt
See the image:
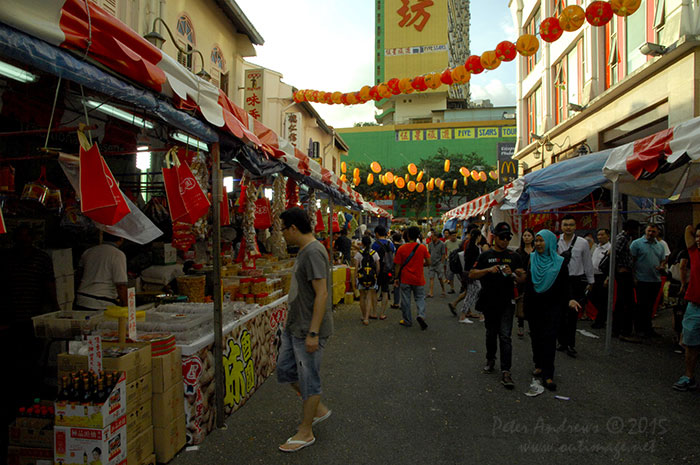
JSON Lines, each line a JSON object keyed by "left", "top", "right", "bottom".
{"left": 277, "top": 207, "right": 332, "bottom": 452}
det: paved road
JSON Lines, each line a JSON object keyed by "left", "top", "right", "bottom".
{"left": 171, "top": 289, "right": 700, "bottom": 465}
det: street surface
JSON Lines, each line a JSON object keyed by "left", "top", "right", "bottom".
{"left": 172, "top": 288, "right": 700, "bottom": 465}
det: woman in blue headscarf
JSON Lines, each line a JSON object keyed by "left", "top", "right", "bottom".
{"left": 524, "top": 229, "right": 581, "bottom": 391}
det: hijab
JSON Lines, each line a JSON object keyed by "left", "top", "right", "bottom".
{"left": 530, "top": 229, "right": 564, "bottom": 293}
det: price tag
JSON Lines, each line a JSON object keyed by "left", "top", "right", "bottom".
{"left": 128, "top": 287, "right": 137, "bottom": 340}
{"left": 87, "top": 335, "right": 102, "bottom": 374}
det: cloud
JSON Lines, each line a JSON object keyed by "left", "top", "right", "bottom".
{"left": 469, "top": 79, "right": 516, "bottom": 106}
{"left": 501, "top": 18, "right": 517, "bottom": 41}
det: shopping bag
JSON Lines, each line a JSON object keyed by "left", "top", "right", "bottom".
{"left": 254, "top": 198, "right": 272, "bottom": 229}
{"left": 221, "top": 186, "right": 230, "bottom": 226}
{"left": 315, "top": 210, "right": 325, "bottom": 233}
{"left": 78, "top": 130, "right": 131, "bottom": 226}
{"left": 162, "top": 148, "right": 210, "bottom": 224}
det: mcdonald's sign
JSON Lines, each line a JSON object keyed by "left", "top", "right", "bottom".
{"left": 497, "top": 142, "right": 517, "bottom": 184}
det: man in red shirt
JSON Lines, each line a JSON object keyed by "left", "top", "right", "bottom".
{"left": 673, "top": 224, "right": 700, "bottom": 391}
{"left": 393, "top": 226, "right": 431, "bottom": 330}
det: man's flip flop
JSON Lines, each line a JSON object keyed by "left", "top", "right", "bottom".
{"left": 312, "top": 409, "right": 332, "bottom": 426}
{"left": 279, "top": 437, "right": 316, "bottom": 452}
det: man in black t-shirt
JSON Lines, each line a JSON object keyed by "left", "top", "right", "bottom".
{"left": 333, "top": 228, "right": 352, "bottom": 265}
{"left": 469, "top": 222, "right": 525, "bottom": 389}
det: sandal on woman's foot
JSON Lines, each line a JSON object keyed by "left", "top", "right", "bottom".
{"left": 369, "top": 315, "right": 378, "bottom": 319}
{"left": 379, "top": 315, "right": 388, "bottom": 320}
{"left": 362, "top": 320, "right": 369, "bottom": 326}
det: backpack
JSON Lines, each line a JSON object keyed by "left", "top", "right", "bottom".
{"left": 357, "top": 249, "right": 377, "bottom": 288}
{"left": 374, "top": 240, "right": 395, "bottom": 279}
{"left": 449, "top": 248, "right": 463, "bottom": 274}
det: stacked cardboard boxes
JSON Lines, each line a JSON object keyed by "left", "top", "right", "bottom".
{"left": 7, "top": 403, "right": 54, "bottom": 465}
{"left": 151, "top": 348, "right": 186, "bottom": 463}
{"left": 46, "top": 248, "right": 74, "bottom": 311}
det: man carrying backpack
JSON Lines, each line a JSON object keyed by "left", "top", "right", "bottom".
{"left": 354, "top": 236, "right": 380, "bottom": 326}
{"left": 372, "top": 225, "right": 395, "bottom": 320}
{"left": 394, "top": 226, "right": 431, "bottom": 330}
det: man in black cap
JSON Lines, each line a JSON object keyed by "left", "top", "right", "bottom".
{"left": 469, "top": 222, "right": 525, "bottom": 389}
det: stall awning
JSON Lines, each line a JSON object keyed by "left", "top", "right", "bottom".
{"left": 0, "top": 0, "right": 365, "bottom": 210}
{"left": 443, "top": 183, "right": 514, "bottom": 221}
{"left": 603, "top": 115, "right": 700, "bottom": 199}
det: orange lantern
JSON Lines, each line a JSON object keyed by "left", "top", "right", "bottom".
{"left": 395, "top": 177, "right": 406, "bottom": 189}
{"left": 559, "top": 5, "right": 586, "bottom": 31}
{"left": 444, "top": 159, "right": 451, "bottom": 172}
{"left": 611, "top": 0, "right": 641, "bottom": 16}
{"left": 346, "top": 92, "right": 358, "bottom": 105}
{"left": 304, "top": 89, "right": 315, "bottom": 101}
{"left": 359, "top": 85, "right": 371, "bottom": 102}
{"left": 463, "top": 177, "right": 469, "bottom": 186}
{"left": 416, "top": 182, "right": 425, "bottom": 193}
{"left": 466, "top": 55, "right": 485, "bottom": 74}
{"left": 586, "top": 1, "right": 614, "bottom": 26}
{"left": 408, "top": 163, "right": 418, "bottom": 176}
{"left": 385, "top": 171, "right": 395, "bottom": 183}
{"left": 367, "top": 173, "right": 374, "bottom": 185}
{"left": 417, "top": 170, "right": 424, "bottom": 182}
{"left": 495, "top": 41, "right": 517, "bottom": 62}
{"left": 452, "top": 179, "right": 458, "bottom": 190}
{"left": 331, "top": 91, "right": 343, "bottom": 104}
{"left": 480, "top": 51, "right": 501, "bottom": 71}
{"left": 471, "top": 170, "right": 480, "bottom": 181}
{"left": 353, "top": 177, "right": 360, "bottom": 186}
{"left": 439, "top": 180, "right": 445, "bottom": 191}
{"left": 407, "top": 181, "right": 416, "bottom": 192}
{"left": 404, "top": 173, "right": 409, "bottom": 183}
{"left": 489, "top": 171, "right": 499, "bottom": 180}
{"left": 425, "top": 72, "right": 442, "bottom": 90}
{"left": 377, "top": 83, "right": 392, "bottom": 99}
{"left": 341, "top": 161, "right": 347, "bottom": 173}
{"left": 293, "top": 90, "right": 306, "bottom": 102}
{"left": 370, "top": 161, "right": 382, "bottom": 173}
{"left": 427, "top": 178, "right": 435, "bottom": 191}
{"left": 479, "top": 171, "right": 487, "bottom": 182}
{"left": 451, "top": 65, "right": 471, "bottom": 84}
{"left": 516, "top": 34, "right": 540, "bottom": 57}
{"left": 340, "top": 174, "right": 347, "bottom": 182}
{"left": 398, "top": 77, "right": 414, "bottom": 94}
{"left": 440, "top": 68, "right": 454, "bottom": 85}
{"left": 353, "top": 168, "right": 360, "bottom": 178}
{"left": 459, "top": 166, "right": 469, "bottom": 177}
{"left": 540, "top": 17, "right": 564, "bottom": 43}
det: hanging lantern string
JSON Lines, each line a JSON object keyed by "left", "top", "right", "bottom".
{"left": 294, "top": 1, "right": 637, "bottom": 105}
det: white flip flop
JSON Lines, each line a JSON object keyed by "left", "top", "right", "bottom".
{"left": 279, "top": 436, "right": 316, "bottom": 452}
{"left": 312, "top": 409, "right": 332, "bottom": 426}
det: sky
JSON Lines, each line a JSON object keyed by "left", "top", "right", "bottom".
{"left": 235, "top": 0, "right": 517, "bottom": 129}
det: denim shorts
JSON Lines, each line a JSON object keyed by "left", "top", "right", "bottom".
{"left": 276, "top": 329, "right": 327, "bottom": 399}
{"left": 682, "top": 302, "right": 700, "bottom": 347}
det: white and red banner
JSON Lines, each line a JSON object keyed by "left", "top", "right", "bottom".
{"left": 443, "top": 183, "right": 514, "bottom": 221}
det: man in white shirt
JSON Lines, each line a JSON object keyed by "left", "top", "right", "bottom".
{"left": 76, "top": 233, "right": 128, "bottom": 310}
{"left": 557, "top": 215, "right": 595, "bottom": 357}
{"left": 591, "top": 228, "right": 612, "bottom": 329}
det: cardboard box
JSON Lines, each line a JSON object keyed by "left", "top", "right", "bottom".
{"left": 152, "top": 242, "right": 177, "bottom": 265}
{"left": 58, "top": 342, "right": 152, "bottom": 383}
{"left": 127, "top": 425, "right": 154, "bottom": 465}
{"left": 55, "top": 274, "right": 75, "bottom": 305}
{"left": 127, "top": 373, "right": 152, "bottom": 412}
{"left": 153, "top": 414, "right": 186, "bottom": 464}
{"left": 7, "top": 445, "right": 52, "bottom": 465}
{"left": 46, "top": 248, "right": 73, "bottom": 276}
{"left": 151, "top": 348, "right": 183, "bottom": 393}
{"left": 53, "top": 415, "right": 127, "bottom": 465}
{"left": 151, "top": 382, "right": 184, "bottom": 428}
{"left": 33, "top": 311, "right": 103, "bottom": 339}
{"left": 54, "top": 374, "right": 126, "bottom": 428}
{"left": 8, "top": 422, "right": 53, "bottom": 448}
{"left": 127, "top": 400, "right": 152, "bottom": 439}
{"left": 140, "top": 453, "right": 156, "bottom": 465}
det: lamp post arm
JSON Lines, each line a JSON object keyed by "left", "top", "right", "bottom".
{"left": 150, "top": 17, "right": 206, "bottom": 75}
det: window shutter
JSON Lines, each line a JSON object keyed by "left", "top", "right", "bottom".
{"left": 654, "top": 0, "right": 665, "bottom": 29}
{"left": 220, "top": 72, "right": 229, "bottom": 95}
{"left": 608, "top": 38, "right": 618, "bottom": 65}
{"left": 92, "top": 0, "right": 119, "bottom": 16}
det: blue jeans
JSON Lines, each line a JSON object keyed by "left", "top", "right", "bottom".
{"left": 484, "top": 304, "right": 515, "bottom": 372}
{"left": 400, "top": 283, "right": 426, "bottom": 325}
{"left": 393, "top": 283, "right": 401, "bottom": 306}
{"left": 276, "top": 329, "right": 327, "bottom": 400}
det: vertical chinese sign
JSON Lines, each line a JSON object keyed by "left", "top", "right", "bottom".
{"left": 284, "top": 112, "right": 303, "bottom": 149}
{"left": 244, "top": 69, "right": 264, "bottom": 121}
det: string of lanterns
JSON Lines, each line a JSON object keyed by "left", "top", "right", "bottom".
{"left": 293, "top": 1, "right": 640, "bottom": 105}
{"left": 339, "top": 160, "right": 499, "bottom": 192}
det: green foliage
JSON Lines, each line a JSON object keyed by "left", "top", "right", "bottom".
{"left": 345, "top": 147, "right": 499, "bottom": 217}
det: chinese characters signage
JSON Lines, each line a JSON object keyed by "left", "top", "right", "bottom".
{"left": 397, "top": 0, "right": 434, "bottom": 32}
{"left": 384, "top": 44, "right": 447, "bottom": 56}
{"left": 244, "top": 68, "right": 264, "bottom": 121}
{"left": 284, "top": 112, "right": 303, "bottom": 148}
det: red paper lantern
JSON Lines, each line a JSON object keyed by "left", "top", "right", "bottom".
{"left": 586, "top": 1, "right": 614, "bottom": 26}
{"left": 341, "top": 93, "right": 350, "bottom": 105}
{"left": 540, "top": 17, "right": 564, "bottom": 42}
{"left": 480, "top": 51, "right": 501, "bottom": 70}
{"left": 369, "top": 85, "right": 380, "bottom": 101}
{"left": 440, "top": 68, "right": 454, "bottom": 85}
{"left": 516, "top": 34, "right": 540, "bottom": 57}
{"left": 559, "top": 5, "right": 586, "bottom": 31}
{"left": 387, "top": 78, "right": 401, "bottom": 95}
{"left": 411, "top": 75, "right": 428, "bottom": 92}
{"left": 495, "top": 41, "right": 517, "bottom": 62}
{"left": 323, "top": 92, "right": 332, "bottom": 104}
{"left": 466, "top": 55, "right": 485, "bottom": 74}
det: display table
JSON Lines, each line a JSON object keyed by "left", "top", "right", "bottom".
{"left": 332, "top": 265, "right": 349, "bottom": 305}
{"left": 177, "top": 296, "right": 288, "bottom": 445}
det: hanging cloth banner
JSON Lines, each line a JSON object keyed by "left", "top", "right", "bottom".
{"left": 315, "top": 209, "right": 325, "bottom": 233}
{"left": 221, "top": 186, "right": 230, "bottom": 226}
{"left": 162, "top": 148, "right": 211, "bottom": 224}
{"left": 254, "top": 197, "right": 273, "bottom": 230}
{"left": 78, "top": 129, "right": 131, "bottom": 226}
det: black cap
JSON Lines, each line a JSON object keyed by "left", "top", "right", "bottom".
{"left": 494, "top": 222, "right": 512, "bottom": 238}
